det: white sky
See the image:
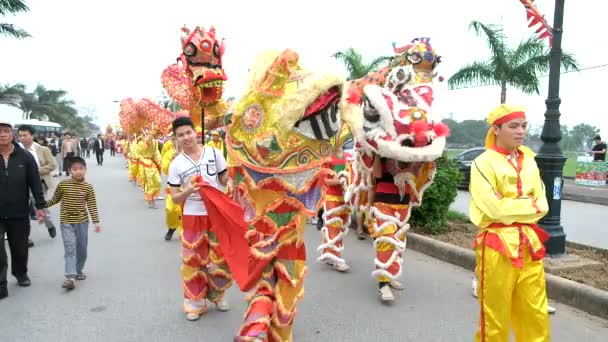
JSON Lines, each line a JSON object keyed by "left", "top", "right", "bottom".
{"left": 1, "top": 0, "right": 606, "bottom": 136}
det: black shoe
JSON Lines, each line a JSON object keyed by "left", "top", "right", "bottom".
{"left": 165, "top": 229, "right": 175, "bottom": 241}
{"left": 17, "top": 275, "right": 31, "bottom": 287}
{"left": 48, "top": 226, "right": 57, "bottom": 238}
{"left": 0, "top": 287, "right": 7, "bottom": 299}
{"left": 28, "top": 239, "right": 34, "bottom": 248}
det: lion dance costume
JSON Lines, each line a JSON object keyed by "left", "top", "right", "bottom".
{"left": 317, "top": 149, "right": 352, "bottom": 270}
{"left": 342, "top": 38, "right": 450, "bottom": 300}
{"left": 194, "top": 49, "right": 342, "bottom": 341}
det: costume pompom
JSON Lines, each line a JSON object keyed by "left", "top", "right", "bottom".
{"left": 433, "top": 122, "right": 450, "bottom": 137}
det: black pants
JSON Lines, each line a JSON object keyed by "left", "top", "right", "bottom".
{"left": 96, "top": 150, "right": 104, "bottom": 165}
{"left": 0, "top": 218, "right": 31, "bottom": 289}
{"left": 110, "top": 148, "right": 115, "bottom": 156}
{"left": 63, "top": 152, "right": 75, "bottom": 173}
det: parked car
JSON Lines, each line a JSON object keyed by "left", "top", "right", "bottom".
{"left": 343, "top": 138, "right": 355, "bottom": 158}
{"left": 453, "top": 147, "right": 486, "bottom": 190}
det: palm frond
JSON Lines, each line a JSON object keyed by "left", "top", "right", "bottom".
{"left": 332, "top": 48, "right": 370, "bottom": 80}
{"left": 510, "top": 37, "right": 546, "bottom": 67}
{"left": 469, "top": 21, "right": 507, "bottom": 70}
{"left": 507, "top": 67, "right": 541, "bottom": 95}
{"left": 365, "top": 56, "right": 393, "bottom": 73}
{"left": 0, "top": 23, "right": 30, "bottom": 38}
{"left": 0, "top": 0, "right": 29, "bottom": 16}
{"left": 559, "top": 52, "right": 580, "bottom": 71}
{"left": 448, "top": 62, "right": 496, "bottom": 89}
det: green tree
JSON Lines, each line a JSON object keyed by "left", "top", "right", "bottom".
{"left": 0, "top": 83, "right": 25, "bottom": 107}
{"left": 569, "top": 123, "right": 600, "bottom": 151}
{"left": 332, "top": 48, "right": 392, "bottom": 80}
{"left": 17, "top": 84, "right": 79, "bottom": 127}
{"left": 448, "top": 21, "right": 579, "bottom": 103}
{"left": 444, "top": 118, "right": 489, "bottom": 148}
{"left": 0, "top": 0, "right": 30, "bottom": 39}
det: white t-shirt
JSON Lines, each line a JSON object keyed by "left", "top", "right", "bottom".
{"left": 19, "top": 142, "right": 40, "bottom": 167}
{"left": 167, "top": 146, "right": 227, "bottom": 216}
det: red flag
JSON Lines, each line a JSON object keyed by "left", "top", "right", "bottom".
{"left": 195, "top": 178, "right": 270, "bottom": 291}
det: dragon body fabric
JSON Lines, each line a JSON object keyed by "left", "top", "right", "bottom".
{"left": 341, "top": 38, "right": 449, "bottom": 286}
{"left": 225, "top": 50, "right": 345, "bottom": 341}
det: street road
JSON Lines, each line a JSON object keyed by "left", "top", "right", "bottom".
{"left": 452, "top": 191, "right": 608, "bottom": 250}
{"left": 2, "top": 156, "right": 607, "bottom": 341}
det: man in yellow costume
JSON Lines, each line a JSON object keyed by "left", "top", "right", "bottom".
{"left": 470, "top": 104, "right": 550, "bottom": 342}
{"left": 206, "top": 131, "right": 226, "bottom": 158}
{"left": 161, "top": 133, "right": 182, "bottom": 240}
{"left": 127, "top": 135, "right": 140, "bottom": 185}
{"left": 139, "top": 130, "right": 162, "bottom": 208}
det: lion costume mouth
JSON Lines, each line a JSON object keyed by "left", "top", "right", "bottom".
{"left": 293, "top": 86, "right": 341, "bottom": 141}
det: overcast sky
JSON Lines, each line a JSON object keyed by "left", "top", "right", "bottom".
{"left": 1, "top": 0, "right": 606, "bottom": 136}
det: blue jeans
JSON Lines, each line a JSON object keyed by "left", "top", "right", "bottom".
{"left": 60, "top": 223, "right": 88, "bottom": 278}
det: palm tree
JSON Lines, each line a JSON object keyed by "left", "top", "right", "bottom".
{"left": 332, "top": 48, "right": 392, "bottom": 80}
{"left": 0, "top": 0, "right": 30, "bottom": 38}
{"left": 18, "top": 85, "right": 78, "bottom": 126}
{"left": 448, "top": 21, "right": 579, "bottom": 103}
{"left": 0, "top": 83, "right": 25, "bottom": 107}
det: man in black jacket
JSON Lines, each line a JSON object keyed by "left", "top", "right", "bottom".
{"left": 0, "top": 120, "right": 46, "bottom": 299}
{"left": 93, "top": 134, "right": 105, "bottom": 165}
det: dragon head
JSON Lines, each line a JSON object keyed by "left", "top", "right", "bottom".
{"left": 179, "top": 25, "right": 227, "bottom": 105}
{"left": 228, "top": 49, "right": 345, "bottom": 174}
{"left": 342, "top": 38, "right": 449, "bottom": 162}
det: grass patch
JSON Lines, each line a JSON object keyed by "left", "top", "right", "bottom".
{"left": 446, "top": 210, "right": 470, "bottom": 223}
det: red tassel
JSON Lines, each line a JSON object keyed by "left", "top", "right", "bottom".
{"left": 433, "top": 122, "right": 450, "bottom": 137}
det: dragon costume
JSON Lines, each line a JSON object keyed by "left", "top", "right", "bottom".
{"left": 341, "top": 38, "right": 450, "bottom": 300}
{"left": 161, "top": 25, "right": 229, "bottom": 134}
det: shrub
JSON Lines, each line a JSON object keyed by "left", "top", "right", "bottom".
{"left": 410, "top": 157, "right": 463, "bottom": 234}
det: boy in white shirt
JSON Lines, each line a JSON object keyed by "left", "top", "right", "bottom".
{"left": 167, "top": 117, "right": 232, "bottom": 321}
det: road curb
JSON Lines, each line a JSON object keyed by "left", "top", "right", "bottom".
{"left": 406, "top": 232, "right": 608, "bottom": 320}
{"left": 562, "top": 192, "right": 608, "bottom": 206}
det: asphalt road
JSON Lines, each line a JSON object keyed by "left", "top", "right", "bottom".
{"left": 451, "top": 191, "right": 608, "bottom": 250}
{"left": 2, "top": 155, "right": 607, "bottom": 341}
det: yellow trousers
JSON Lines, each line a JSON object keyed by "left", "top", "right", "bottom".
{"left": 128, "top": 159, "right": 139, "bottom": 181}
{"left": 165, "top": 187, "right": 183, "bottom": 234}
{"left": 475, "top": 241, "right": 550, "bottom": 342}
{"left": 142, "top": 164, "right": 161, "bottom": 202}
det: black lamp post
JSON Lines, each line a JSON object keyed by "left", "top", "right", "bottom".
{"left": 535, "top": 0, "right": 567, "bottom": 256}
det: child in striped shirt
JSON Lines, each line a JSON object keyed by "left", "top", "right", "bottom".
{"left": 46, "top": 156, "right": 101, "bottom": 290}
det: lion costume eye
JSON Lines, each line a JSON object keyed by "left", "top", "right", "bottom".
{"left": 362, "top": 96, "right": 381, "bottom": 124}
{"left": 407, "top": 52, "right": 422, "bottom": 64}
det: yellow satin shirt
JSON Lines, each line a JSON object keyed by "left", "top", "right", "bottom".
{"left": 469, "top": 145, "right": 549, "bottom": 267}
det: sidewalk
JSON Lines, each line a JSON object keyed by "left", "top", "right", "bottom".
{"left": 563, "top": 178, "right": 608, "bottom": 206}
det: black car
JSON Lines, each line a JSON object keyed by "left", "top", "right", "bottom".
{"left": 453, "top": 147, "right": 485, "bottom": 190}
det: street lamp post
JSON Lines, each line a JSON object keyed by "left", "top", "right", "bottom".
{"left": 535, "top": 0, "right": 567, "bottom": 256}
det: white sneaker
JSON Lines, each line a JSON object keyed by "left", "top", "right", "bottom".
{"left": 389, "top": 279, "right": 405, "bottom": 290}
{"left": 216, "top": 299, "right": 230, "bottom": 312}
{"left": 472, "top": 277, "right": 478, "bottom": 298}
{"left": 332, "top": 261, "right": 350, "bottom": 272}
{"left": 379, "top": 285, "right": 394, "bottom": 302}
{"left": 547, "top": 305, "right": 557, "bottom": 314}
{"left": 186, "top": 312, "right": 201, "bottom": 321}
